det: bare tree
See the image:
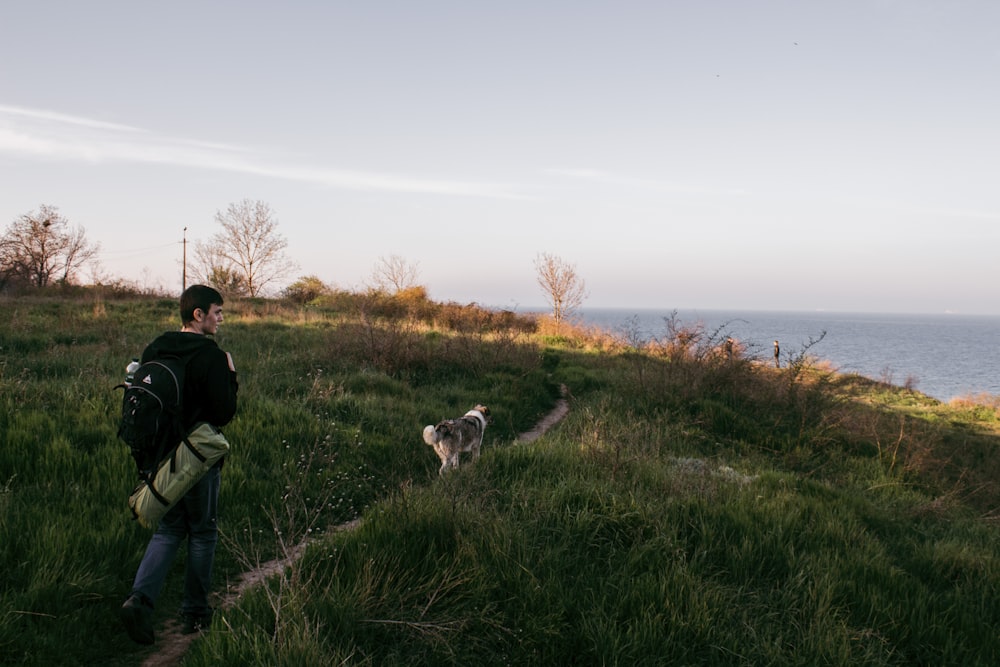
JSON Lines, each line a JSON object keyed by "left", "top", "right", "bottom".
{"left": 368, "top": 254, "right": 420, "bottom": 294}
{"left": 534, "top": 252, "right": 587, "bottom": 329}
{"left": 192, "top": 239, "right": 247, "bottom": 296}
{"left": 198, "top": 199, "right": 296, "bottom": 297}
{"left": 0, "top": 205, "right": 99, "bottom": 288}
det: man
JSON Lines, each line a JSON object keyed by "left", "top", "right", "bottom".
{"left": 120, "top": 284, "right": 239, "bottom": 644}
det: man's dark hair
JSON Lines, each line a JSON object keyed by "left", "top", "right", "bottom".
{"left": 180, "top": 285, "right": 224, "bottom": 325}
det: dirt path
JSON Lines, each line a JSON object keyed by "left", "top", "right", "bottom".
{"left": 140, "top": 518, "right": 366, "bottom": 666}
{"left": 139, "top": 393, "right": 570, "bottom": 666}
{"left": 517, "top": 385, "right": 570, "bottom": 444}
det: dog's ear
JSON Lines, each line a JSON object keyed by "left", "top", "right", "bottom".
{"left": 478, "top": 405, "right": 492, "bottom": 422}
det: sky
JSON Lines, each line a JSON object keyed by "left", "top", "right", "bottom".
{"left": 1, "top": 1, "right": 998, "bottom": 314}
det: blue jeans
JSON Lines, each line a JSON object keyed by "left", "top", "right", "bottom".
{"left": 130, "top": 465, "right": 221, "bottom": 617}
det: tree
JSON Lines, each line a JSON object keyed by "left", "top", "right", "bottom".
{"left": 368, "top": 254, "right": 420, "bottom": 295}
{"left": 0, "top": 205, "right": 99, "bottom": 288}
{"left": 196, "top": 199, "right": 296, "bottom": 297}
{"left": 534, "top": 252, "right": 587, "bottom": 330}
{"left": 192, "top": 240, "right": 247, "bottom": 296}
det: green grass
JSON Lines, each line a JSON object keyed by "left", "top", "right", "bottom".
{"left": 2, "top": 293, "right": 999, "bottom": 665}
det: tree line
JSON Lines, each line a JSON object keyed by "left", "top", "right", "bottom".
{"left": 1, "top": 200, "right": 588, "bottom": 324}
{"left": 0, "top": 199, "right": 296, "bottom": 298}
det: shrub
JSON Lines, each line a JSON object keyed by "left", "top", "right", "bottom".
{"left": 282, "top": 275, "right": 332, "bottom": 304}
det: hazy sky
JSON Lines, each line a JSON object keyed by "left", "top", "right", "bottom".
{"left": 2, "top": 1, "right": 998, "bottom": 314}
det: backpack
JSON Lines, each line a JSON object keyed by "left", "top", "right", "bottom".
{"left": 116, "top": 355, "right": 190, "bottom": 482}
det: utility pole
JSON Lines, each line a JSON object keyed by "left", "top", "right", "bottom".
{"left": 182, "top": 226, "right": 188, "bottom": 291}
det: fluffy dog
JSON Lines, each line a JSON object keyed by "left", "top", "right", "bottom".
{"left": 422, "top": 405, "right": 491, "bottom": 475}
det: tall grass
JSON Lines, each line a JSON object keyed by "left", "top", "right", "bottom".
{"left": 0, "top": 293, "right": 552, "bottom": 665}
{"left": 189, "top": 398, "right": 1000, "bottom": 665}
{"left": 2, "top": 293, "right": 999, "bottom": 665}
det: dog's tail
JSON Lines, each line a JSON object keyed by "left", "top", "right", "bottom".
{"left": 422, "top": 424, "right": 440, "bottom": 447}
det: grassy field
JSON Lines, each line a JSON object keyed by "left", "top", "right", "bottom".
{"left": 1, "top": 292, "right": 999, "bottom": 665}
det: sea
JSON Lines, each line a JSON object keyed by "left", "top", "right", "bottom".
{"left": 577, "top": 308, "right": 1000, "bottom": 403}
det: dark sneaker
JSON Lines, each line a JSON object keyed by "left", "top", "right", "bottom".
{"left": 120, "top": 594, "right": 155, "bottom": 645}
{"left": 181, "top": 611, "right": 212, "bottom": 635}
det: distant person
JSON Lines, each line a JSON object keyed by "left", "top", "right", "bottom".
{"left": 774, "top": 340, "right": 780, "bottom": 368}
{"left": 120, "top": 284, "right": 239, "bottom": 644}
{"left": 725, "top": 337, "right": 735, "bottom": 361}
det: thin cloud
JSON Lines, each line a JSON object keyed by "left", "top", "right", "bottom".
{"left": 546, "top": 169, "right": 1000, "bottom": 223}
{"left": 0, "top": 104, "right": 522, "bottom": 199}
{"left": 0, "top": 104, "right": 145, "bottom": 132}
{"left": 544, "top": 167, "right": 749, "bottom": 197}
{"left": 905, "top": 205, "right": 1000, "bottom": 221}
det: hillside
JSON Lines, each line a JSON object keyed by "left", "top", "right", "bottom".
{"left": 1, "top": 293, "right": 998, "bottom": 665}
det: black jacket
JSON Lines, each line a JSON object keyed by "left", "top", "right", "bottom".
{"left": 141, "top": 331, "right": 238, "bottom": 430}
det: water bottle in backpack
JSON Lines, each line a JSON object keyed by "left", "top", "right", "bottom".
{"left": 125, "top": 358, "right": 141, "bottom": 386}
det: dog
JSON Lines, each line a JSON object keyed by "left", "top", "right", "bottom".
{"left": 422, "top": 405, "right": 491, "bottom": 475}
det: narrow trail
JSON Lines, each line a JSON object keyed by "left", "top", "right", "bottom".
{"left": 139, "top": 392, "right": 571, "bottom": 666}
{"left": 140, "top": 522, "right": 363, "bottom": 667}
{"left": 517, "top": 385, "right": 570, "bottom": 444}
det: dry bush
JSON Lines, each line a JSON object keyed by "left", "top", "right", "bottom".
{"left": 534, "top": 314, "right": 619, "bottom": 351}
{"left": 949, "top": 392, "right": 1000, "bottom": 412}
{"left": 434, "top": 302, "right": 535, "bottom": 335}
{"left": 298, "top": 295, "right": 543, "bottom": 380}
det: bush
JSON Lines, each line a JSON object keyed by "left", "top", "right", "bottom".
{"left": 282, "top": 275, "right": 332, "bottom": 304}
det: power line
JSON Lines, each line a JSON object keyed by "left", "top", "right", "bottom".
{"left": 98, "top": 242, "right": 179, "bottom": 257}
{"left": 94, "top": 242, "right": 180, "bottom": 264}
